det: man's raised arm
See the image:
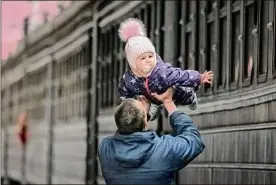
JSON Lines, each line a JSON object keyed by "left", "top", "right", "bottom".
{"left": 151, "top": 88, "right": 205, "bottom": 170}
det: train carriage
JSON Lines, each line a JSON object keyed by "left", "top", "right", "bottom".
{"left": 1, "top": 1, "right": 276, "bottom": 184}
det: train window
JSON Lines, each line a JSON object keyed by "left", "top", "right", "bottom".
{"left": 9, "top": 95, "right": 14, "bottom": 124}
{"left": 206, "top": 20, "right": 214, "bottom": 93}
{"left": 259, "top": 1, "right": 269, "bottom": 79}
{"left": 72, "top": 54, "right": 76, "bottom": 118}
{"left": 10, "top": 84, "right": 16, "bottom": 124}
{"left": 58, "top": 61, "right": 63, "bottom": 120}
{"left": 97, "top": 33, "right": 103, "bottom": 110}
{"left": 214, "top": 0, "right": 227, "bottom": 92}
{"left": 2, "top": 89, "right": 6, "bottom": 124}
{"left": 80, "top": 49, "right": 85, "bottom": 118}
{"left": 112, "top": 26, "right": 119, "bottom": 106}
{"left": 118, "top": 35, "right": 124, "bottom": 78}
{"left": 76, "top": 50, "right": 81, "bottom": 118}
{"left": 60, "top": 59, "right": 65, "bottom": 121}
{"left": 244, "top": 1, "right": 255, "bottom": 84}
{"left": 103, "top": 32, "right": 108, "bottom": 108}
{"left": 40, "top": 71, "right": 46, "bottom": 120}
{"left": 18, "top": 80, "right": 23, "bottom": 108}
{"left": 70, "top": 56, "right": 74, "bottom": 119}
{"left": 157, "top": 0, "right": 165, "bottom": 58}
{"left": 106, "top": 31, "right": 111, "bottom": 107}
{"left": 197, "top": 1, "right": 207, "bottom": 95}
{"left": 108, "top": 30, "right": 114, "bottom": 106}
{"left": 1, "top": 90, "right": 5, "bottom": 111}
{"left": 62, "top": 59, "right": 67, "bottom": 121}
{"left": 149, "top": 2, "right": 155, "bottom": 41}
{"left": 109, "top": 30, "right": 113, "bottom": 106}
{"left": 177, "top": 0, "right": 186, "bottom": 69}
{"left": 206, "top": 0, "right": 215, "bottom": 15}
{"left": 145, "top": 4, "right": 151, "bottom": 38}
{"left": 230, "top": 11, "right": 240, "bottom": 86}
{"left": 219, "top": 16, "right": 227, "bottom": 89}
{"left": 1, "top": 89, "right": 9, "bottom": 125}
{"left": 38, "top": 69, "right": 46, "bottom": 120}
{"left": 274, "top": 2, "right": 276, "bottom": 78}
{"left": 26, "top": 68, "right": 46, "bottom": 121}
{"left": 191, "top": 1, "right": 198, "bottom": 71}
{"left": 220, "top": 0, "right": 226, "bottom": 9}
{"left": 68, "top": 56, "right": 73, "bottom": 119}
{"left": 55, "top": 61, "right": 61, "bottom": 117}
{"left": 63, "top": 58, "right": 68, "bottom": 121}
{"left": 28, "top": 75, "right": 34, "bottom": 119}
{"left": 139, "top": 8, "right": 145, "bottom": 21}
{"left": 76, "top": 51, "right": 80, "bottom": 117}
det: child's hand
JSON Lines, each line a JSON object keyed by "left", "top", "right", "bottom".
{"left": 200, "top": 71, "right": 214, "bottom": 84}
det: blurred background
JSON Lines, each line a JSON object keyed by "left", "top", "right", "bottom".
{"left": 2, "top": 1, "right": 72, "bottom": 61}
{"left": 1, "top": 0, "right": 276, "bottom": 185}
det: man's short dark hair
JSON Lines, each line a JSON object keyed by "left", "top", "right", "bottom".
{"left": 114, "top": 98, "right": 145, "bottom": 134}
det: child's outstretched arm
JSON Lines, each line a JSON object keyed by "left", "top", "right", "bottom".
{"left": 163, "top": 63, "right": 202, "bottom": 89}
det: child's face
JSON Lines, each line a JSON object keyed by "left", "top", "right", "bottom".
{"left": 135, "top": 52, "right": 155, "bottom": 74}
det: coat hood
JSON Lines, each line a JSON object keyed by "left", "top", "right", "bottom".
{"left": 110, "top": 131, "right": 156, "bottom": 168}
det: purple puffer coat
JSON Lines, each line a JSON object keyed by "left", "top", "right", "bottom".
{"left": 118, "top": 55, "right": 201, "bottom": 105}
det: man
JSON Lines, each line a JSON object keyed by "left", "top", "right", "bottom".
{"left": 98, "top": 88, "right": 205, "bottom": 184}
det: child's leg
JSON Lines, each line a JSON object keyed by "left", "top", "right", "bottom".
{"left": 177, "top": 86, "right": 198, "bottom": 110}
{"left": 188, "top": 90, "right": 198, "bottom": 110}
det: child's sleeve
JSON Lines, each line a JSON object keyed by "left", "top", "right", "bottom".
{"left": 117, "top": 76, "right": 135, "bottom": 102}
{"left": 164, "top": 63, "right": 201, "bottom": 89}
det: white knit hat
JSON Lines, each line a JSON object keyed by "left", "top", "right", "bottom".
{"left": 118, "top": 18, "right": 156, "bottom": 71}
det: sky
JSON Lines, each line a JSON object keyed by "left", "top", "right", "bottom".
{"left": 1, "top": 1, "right": 71, "bottom": 61}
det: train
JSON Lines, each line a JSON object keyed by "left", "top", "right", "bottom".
{"left": 1, "top": 1, "right": 276, "bottom": 184}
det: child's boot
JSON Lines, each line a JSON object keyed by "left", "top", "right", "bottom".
{"left": 188, "top": 91, "right": 198, "bottom": 110}
{"left": 148, "top": 103, "right": 160, "bottom": 121}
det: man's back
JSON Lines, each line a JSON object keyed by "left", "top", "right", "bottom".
{"left": 98, "top": 111, "right": 205, "bottom": 184}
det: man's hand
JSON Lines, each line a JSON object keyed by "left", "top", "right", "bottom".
{"left": 151, "top": 88, "right": 174, "bottom": 103}
{"left": 151, "top": 88, "right": 177, "bottom": 115}
{"left": 200, "top": 71, "right": 214, "bottom": 84}
{"left": 137, "top": 95, "right": 151, "bottom": 113}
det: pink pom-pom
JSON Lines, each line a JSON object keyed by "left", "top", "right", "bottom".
{"left": 118, "top": 18, "right": 146, "bottom": 42}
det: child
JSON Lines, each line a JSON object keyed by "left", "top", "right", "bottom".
{"left": 117, "top": 18, "right": 213, "bottom": 121}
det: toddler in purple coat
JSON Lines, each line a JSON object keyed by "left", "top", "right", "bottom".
{"left": 117, "top": 18, "right": 213, "bottom": 121}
